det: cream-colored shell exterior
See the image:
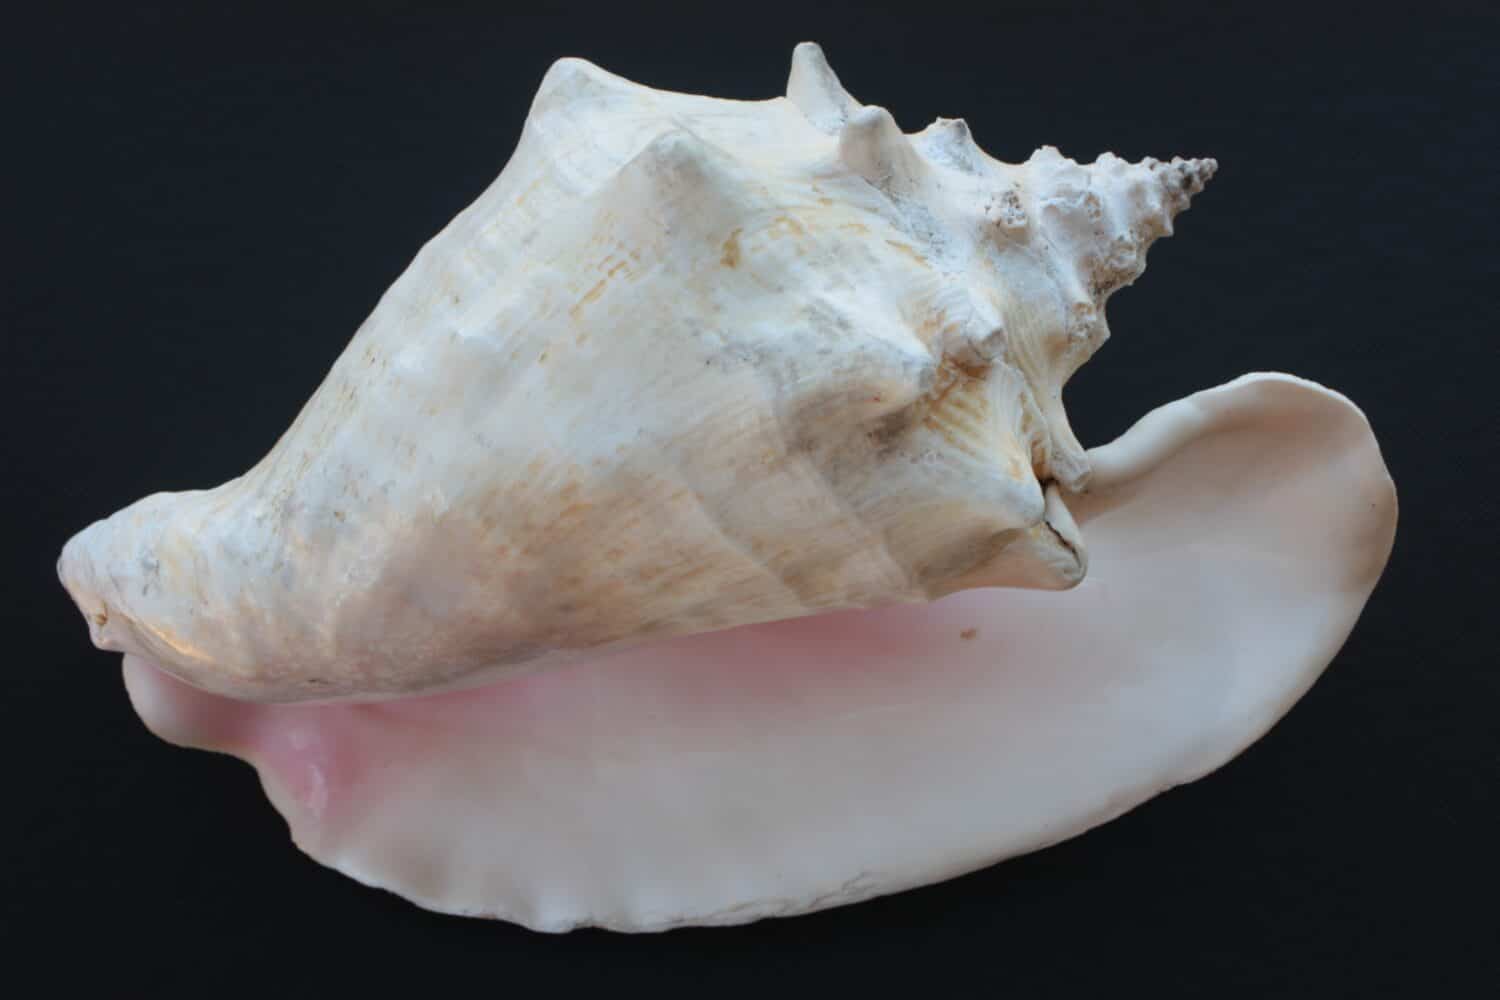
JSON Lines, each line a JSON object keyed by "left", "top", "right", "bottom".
{"left": 60, "top": 43, "right": 1212, "bottom": 703}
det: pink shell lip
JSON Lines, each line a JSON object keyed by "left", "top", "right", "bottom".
{"left": 113, "top": 372, "right": 1396, "bottom": 932}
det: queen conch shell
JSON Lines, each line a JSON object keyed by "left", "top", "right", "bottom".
{"left": 58, "top": 44, "right": 1396, "bottom": 931}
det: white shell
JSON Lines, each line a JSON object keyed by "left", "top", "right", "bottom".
{"left": 58, "top": 44, "right": 1397, "bottom": 932}
{"left": 59, "top": 43, "right": 1215, "bottom": 702}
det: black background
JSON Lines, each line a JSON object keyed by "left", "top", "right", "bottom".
{"left": 3, "top": 1, "right": 1495, "bottom": 992}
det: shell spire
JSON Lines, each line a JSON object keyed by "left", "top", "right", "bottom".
{"left": 1026, "top": 148, "right": 1219, "bottom": 314}
{"left": 1000, "top": 147, "right": 1215, "bottom": 488}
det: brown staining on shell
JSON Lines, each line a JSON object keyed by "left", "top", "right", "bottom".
{"left": 860, "top": 351, "right": 989, "bottom": 458}
{"left": 569, "top": 257, "right": 634, "bottom": 320}
{"left": 767, "top": 215, "right": 808, "bottom": 239}
{"left": 721, "top": 228, "right": 742, "bottom": 268}
{"left": 571, "top": 278, "right": 609, "bottom": 318}
{"left": 919, "top": 356, "right": 995, "bottom": 463}
{"left": 883, "top": 240, "right": 929, "bottom": 267}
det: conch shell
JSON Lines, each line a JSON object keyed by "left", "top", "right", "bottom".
{"left": 59, "top": 44, "right": 1396, "bottom": 931}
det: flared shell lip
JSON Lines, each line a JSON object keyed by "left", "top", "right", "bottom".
{"left": 113, "top": 371, "right": 1397, "bottom": 932}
